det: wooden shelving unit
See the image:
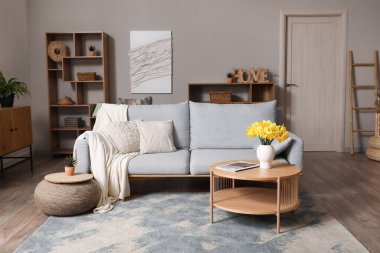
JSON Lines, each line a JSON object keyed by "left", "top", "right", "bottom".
{"left": 188, "top": 83, "right": 275, "bottom": 103}
{"left": 46, "top": 32, "right": 109, "bottom": 154}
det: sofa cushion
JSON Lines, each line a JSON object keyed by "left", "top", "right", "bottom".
{"left": 128, "top": 101, "right": 190, "bottom": 149}
{"left": 190, "top": 149, "right": 287, "bottom": 175}
{"left": 128, "top": 149, "right": 190, "bottom": 174}
{"left": 189, "top": 101, "right": 277, "bottom": 149}
{"left": 98, "top": 120, "right": 140, "bottom": 154}
{"left": 137, "top": 120, "right": 176, "bottom": 154}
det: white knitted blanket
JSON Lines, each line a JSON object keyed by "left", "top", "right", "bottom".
{"left": 74, "top": 104, "right": 137, "bottom": 213}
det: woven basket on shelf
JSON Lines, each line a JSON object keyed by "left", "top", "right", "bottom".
{"left": 209, "top": 91, "right": 232, "bottom": 103}
{"left": 77, "top": 72, "right": 96, "bottom": 81}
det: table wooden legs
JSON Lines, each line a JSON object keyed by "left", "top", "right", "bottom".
{"left": 210, "top": 172, "right": 214, "bottom": 223}
{"left": 276, "top": 177, "right": 281, "bottom": 234}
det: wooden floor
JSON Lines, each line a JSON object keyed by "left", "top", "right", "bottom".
{"left": 1, "top": 152, "right": 379, "bottom": 252}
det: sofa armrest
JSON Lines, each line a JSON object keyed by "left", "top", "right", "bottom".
{"left": 283, "top": 132, "right": 304, "bottom": 170}
{"left": 74, "top": 132, "right": 91, "bottom": 173}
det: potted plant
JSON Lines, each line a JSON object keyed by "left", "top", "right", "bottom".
{"left": 88, "top": 45, "right": 96, "bottom": 56}
{"left": 246, "top": 120, "right": 289, "bottom": 169}
{"left": 64, "top": 155, "right": 77, "bottom": 176}
{"left": 0, "top": 71, "right": 29, "bottom": 107}
{"left": 226, "top": 73, "right": 234, "bottom": 83}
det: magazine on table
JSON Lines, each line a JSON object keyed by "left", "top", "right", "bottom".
{"left": 216, "top": 161, "right": 259, "bottom": 172}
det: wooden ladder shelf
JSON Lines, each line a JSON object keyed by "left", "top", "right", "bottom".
{"left": 349, "top": 50, "right": 380, "bottom": 155}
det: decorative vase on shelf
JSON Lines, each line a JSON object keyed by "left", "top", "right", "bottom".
{"left": 256, "top": 144, "right": 275, "bottom": 169}
{"left": 226, "top": 73, "right": 234, "bottom": 84}
{"left": 88, "top": 45, "right": 96, "bottom": 56}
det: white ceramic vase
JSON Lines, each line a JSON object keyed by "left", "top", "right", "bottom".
{"left": 256, "top": 144, "right": 275, "bottom": 169}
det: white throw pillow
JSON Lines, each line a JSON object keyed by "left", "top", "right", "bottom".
{"left": 98, "top": 120, "right": 140, "bottom": 153}
{"left": 137, "top": 120, "right": 177, "bottom": 154}
{"left": 252, "top": 136, "right": 292, "bottom": 155}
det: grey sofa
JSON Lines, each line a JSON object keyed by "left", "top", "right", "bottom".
{"left": 75, "top": 101, "right": 304, "bottom": 175}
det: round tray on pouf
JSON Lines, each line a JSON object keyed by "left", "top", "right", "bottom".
{"left": 34, "top": 173, "right": 100, "bottom": 216}
{"left": 44, "top": 172, "right": 93, "bottom": 183}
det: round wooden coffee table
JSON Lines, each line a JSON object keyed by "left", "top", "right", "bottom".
{"left": 209, "top": 160, "right": 301, "bottom": 233}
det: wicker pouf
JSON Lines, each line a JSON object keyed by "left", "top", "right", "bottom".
{"left": 34, "top": 177, "right": 100, "bottom": 216}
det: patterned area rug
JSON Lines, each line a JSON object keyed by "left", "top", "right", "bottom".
{"left": 16, "top": 191, "right": 368, "bottom": 253}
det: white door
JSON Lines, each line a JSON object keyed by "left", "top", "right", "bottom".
{"left": 285, "top": 16, "right": 341, "bottom": 151}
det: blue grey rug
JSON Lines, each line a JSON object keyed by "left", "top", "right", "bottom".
{"left": 16, "top": 192, "right": 368, "bottom": 253}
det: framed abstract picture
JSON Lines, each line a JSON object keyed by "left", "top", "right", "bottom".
{"left": 129, "top": 31, "right": 172, "bottom": 93}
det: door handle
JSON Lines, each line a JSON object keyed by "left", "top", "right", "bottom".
{"left": 285, "top": 83, "right": 298, "bottom": 88}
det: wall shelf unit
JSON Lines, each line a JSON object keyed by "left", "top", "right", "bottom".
{"left": 188, "top": 83, "right": 275, "bottom": 103}
{"left": 46, "top": 32, "right": 109, "bottom": 155}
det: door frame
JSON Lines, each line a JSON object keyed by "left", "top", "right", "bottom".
{"left": 279, "top": 9, "right": 348, "bottom": 152}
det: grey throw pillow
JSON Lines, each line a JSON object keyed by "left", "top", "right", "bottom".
{"left": 98, "top": 120, "right": 140, "bottom": 153}
{"left": 252, "top": 136, "right": 292, "bottom": 155}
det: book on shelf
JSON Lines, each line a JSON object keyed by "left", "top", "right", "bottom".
{"left": 216, "top": 161, "right": 259, "bottom": 172}
{"left": 92, "top": 103, "right": 103, "bottom": 117}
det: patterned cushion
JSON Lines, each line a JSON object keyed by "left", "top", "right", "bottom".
{"left": 98, "top": 120, "right": 140, "bottom": 153}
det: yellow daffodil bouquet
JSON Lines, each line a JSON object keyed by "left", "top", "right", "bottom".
{"left": 246, "top": 120, "right": 289, "bottom": 145}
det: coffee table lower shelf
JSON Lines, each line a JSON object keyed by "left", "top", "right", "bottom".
{"left": 213, "top": 187, "right": 299, "bottom": 215}
{"left": 209, "top": 161, "right": 301, "bottom": 234}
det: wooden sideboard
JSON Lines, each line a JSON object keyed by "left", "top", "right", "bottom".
{"left": 0, "top": 106, "right": 33, "bottom": 172}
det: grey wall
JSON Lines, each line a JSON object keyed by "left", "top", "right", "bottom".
{"left": 25, "top": 0, "right": 380, "bottom": 152}
{"left": 0, "top": 0, "right": 29, "bottom": 106}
